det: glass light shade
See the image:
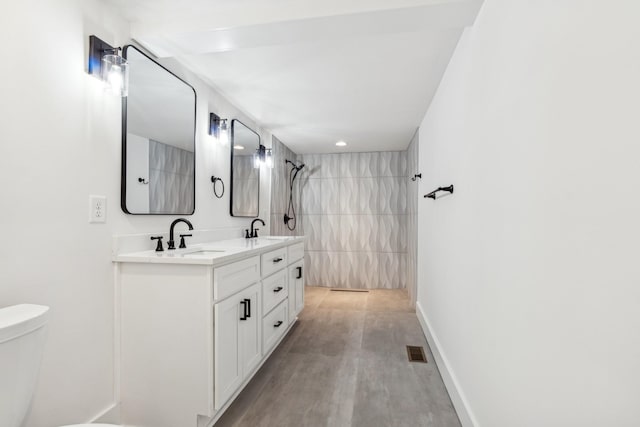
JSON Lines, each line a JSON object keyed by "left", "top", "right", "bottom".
{"left": 219, "top": 120, "right": 229, "bottom": 144}
{"left": 102, "top": 54, "right": 129, "bottom": 97}
{"left": 265, "top": 149, "right": 273, "bottom": 168}
{"left": 253, "top": 152, "right": 261, "bottom": 169}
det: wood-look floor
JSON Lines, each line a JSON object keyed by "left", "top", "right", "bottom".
{"left": 215, "top": 287, "right": 461, "bottom": 427}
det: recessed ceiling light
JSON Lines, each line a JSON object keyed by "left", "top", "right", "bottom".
{"left": 336, "top": 141, "right": 347, "bottom": 147}
{"left": 234, "top": 145, "right": 245, "bottom": 150}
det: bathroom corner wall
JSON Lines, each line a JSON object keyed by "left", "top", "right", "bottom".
{"left": 406, "top": 131, "right": 419, "bottom": 304}
{"left": 298, "top": 151, "right": 408, "bottom": 289}
{"left": 269, "top": 136, "right": 301, "bottom": 236}
{"left": 415, "top": 1, "right": 640, "bottom": 425}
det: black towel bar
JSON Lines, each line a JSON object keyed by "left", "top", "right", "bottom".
{"left": 424, "top": 185, "right": 454, "bottom": 199}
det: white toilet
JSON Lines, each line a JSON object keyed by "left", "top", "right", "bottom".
{"left": 0, "top": 304, "right": 119, "bottom": 427}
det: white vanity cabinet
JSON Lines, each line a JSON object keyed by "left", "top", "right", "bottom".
{"left": 115, "top": 236, "right": 305, "bottom": 427}
{"left": 214, "top": 282, "right": 261, "bottom": 410}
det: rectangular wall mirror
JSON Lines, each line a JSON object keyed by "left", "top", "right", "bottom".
{"left": 121, "top": 45, "right": 197, "bottom": 215}
{"left": 230, "top": 119, "right": 260, "bottom": 217}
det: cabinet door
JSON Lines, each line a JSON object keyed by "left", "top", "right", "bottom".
{"left": 294, "top": 261, "right": 304, "bottom": 316}
{"left": 214, "top": 292, "right": 243, "bottom": 410}
{"left": 240, "top": 283, "right": 262, "bottom": 376}
{"left": 294, "top": 262, "right": 305, "bottom": 315}
{"left": 288, "top": 261, "right": 305, "bottom": 321}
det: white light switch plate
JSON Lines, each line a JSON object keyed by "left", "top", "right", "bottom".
{"left": 89, "top": 195, "right": 107, "bottom": 223}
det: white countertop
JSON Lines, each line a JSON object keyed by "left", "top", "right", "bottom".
{"left": 113, "top": 236, "right": 306, "bottom": 266}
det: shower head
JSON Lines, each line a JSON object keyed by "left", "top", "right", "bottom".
{"left": 286, "top": 159, "right": 305, "bottom": 171}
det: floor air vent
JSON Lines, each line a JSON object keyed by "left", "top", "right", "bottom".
{"left": 406, "top": 346, "right": 427, "bottom": 363}
{"left": 330, "top": 289, "right": 369, "bottom": 293}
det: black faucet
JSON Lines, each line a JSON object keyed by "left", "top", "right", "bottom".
{"left": 168, "top": 218, "right": 194, "bottom": 250}
{"left": 246, "top": 218, "right": 265, "bottom": 239}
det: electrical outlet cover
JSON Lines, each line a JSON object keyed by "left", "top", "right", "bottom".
{"left": 89, "top": 195, "right": 107, "bottom": 223}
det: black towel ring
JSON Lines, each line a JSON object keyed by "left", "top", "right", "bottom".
{"left": 211, "top": 176, "right": 225, "bottom": 198}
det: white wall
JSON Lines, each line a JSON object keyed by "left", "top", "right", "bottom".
{"left": 416, "top": 1, "right": 640, "bottom": 426}
{"left": 0, "top": 1, "right": 271, "bottom": 426}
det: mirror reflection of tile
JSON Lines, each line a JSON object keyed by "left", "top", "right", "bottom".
{"left": 232, "top": 155, "right": 259, "bottom": 216}
{"left": 149, "top": 139, "right": 194, "bottom": 214}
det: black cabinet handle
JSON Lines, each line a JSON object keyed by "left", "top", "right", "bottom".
{"left": 273, "top": 286, "right": 283, "bottom": 293}
{"left": 296, "top": 266, "right": 302, "bottom": 279}
{"left": 240, "top": 300, "right": 247, "bottom": 320}
{"left": 273, "top": 257, "right": 283, "bottom": 263}
{"left": 274, "top": 320, "right": 283, "bottom": 328}
{"left": 245, "top": 298, "right": 251, "bottom": 318}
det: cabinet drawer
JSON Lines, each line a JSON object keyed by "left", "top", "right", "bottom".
{"left": 287, "top": 242, "right": 305, "bottom": 263}
{"left": 262, "top": 300, "right": 288, "bottom": 354}
{"left": 213, "top": 256, "right": 260, "bottom": 301}
{"left": 261, "top": 247, "right": 288, "bottom": 277}
{"left": 262, "top": 269, "right": 288, "bottom": 315}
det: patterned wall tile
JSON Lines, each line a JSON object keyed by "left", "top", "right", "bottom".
{"left": 339, "top": 178, "right": 359, "bottom": 214}
{"left": 293, "top": 150, "right": 411, "bottom": 290}
{"left": 323, "top": 215, "right": 342, "bottom": 251}
{"left": 301, "top": 215, "right": 323, "bottom": 251}
{"left": 378, "top": 253, "right": 407, "bottom": 289}
{"left": 357, "top": 178, "right": 379, "bottom": 214}
{"left": 397, "top": 214, "right": 408, "bottom": 253}
{"left": 148, "top": 140, "right": 195, "bottom": 214}
{"left": 378, "top": 215, "right": 407, "bottom": 253}
{"left": 339, "top": 153, "right": 359, "bottom": 178}
{"left": 300, "top": 154, "right": 322, "bottom": 179}
{"left": 300, "top": 178, "right": 322, "bottom": 214}
{"left": 319, "top": 154, "right": 340, "bottom": 178}
{"left": 233, "top": 154, "right": 257, "bottom": 180}
{"left": 339, "top": 215, "right": 359, "bottom": 252}
{"left": 304, "top": 251, "right": 320, "bottom": 285}
{"left": 358, "top": 152, "right": 380, "bottom": 178}
{"left": 357, "top": 215, "right": 379, "bottom": 252}
{"left": 337, "top": 214, "right": 378, "bottom": 252}
{"left": 340, "top": 252, "right": 379, "bottom": 289}
{"left": 306, "top": 251, "right": 341, "bottom": 287}
{"left": 379, "top": 151, "right": 407, "bottom": 177}
{"left": 231, "top": 178, "right": 259, "bottom": 216}
{"left": 321, "top": 178, "right": 341, "bottom": 214}
{"left": 379, "top": 177, "right": 407, "bottom": 214}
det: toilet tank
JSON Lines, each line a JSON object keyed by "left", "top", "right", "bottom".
{"left": 0, "top": 304, "right": 49, "bottom": 427}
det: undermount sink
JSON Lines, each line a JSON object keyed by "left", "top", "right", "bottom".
{"left": 182, "top": 249, "right": 227, "bottom": 257}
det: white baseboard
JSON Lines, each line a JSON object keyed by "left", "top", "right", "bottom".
{"left": 90, "top": 402, "right": 120, "bottom": 424}
{"left": 415, "top": 302, "right": 478, "bottom": 427}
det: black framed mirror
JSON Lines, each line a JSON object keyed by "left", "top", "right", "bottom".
{"left": 230, "top": 120, "right": 260, "bottom": 217}
{"left": 121, "top": 45, "right": 197, "bottom": 215}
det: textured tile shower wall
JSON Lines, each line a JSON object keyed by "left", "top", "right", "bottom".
{"left": 299, "top": 151, "right": 408, "bottom": 289}
{"left": 270, "top": 136, "right": 301, "bottom": 236}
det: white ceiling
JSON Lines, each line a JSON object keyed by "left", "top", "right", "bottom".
{"left": 106, "top": 0, "right": 483, "bottom": 153}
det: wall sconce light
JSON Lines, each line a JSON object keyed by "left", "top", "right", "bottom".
{"left": 209, "top": 112, "right": 229, "bottom": 144}
{"left": 253, "top": 144, "right": 273, "bottom": 169}
{"left": 88, "top": 35, "right": 129, "bottom": 97}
